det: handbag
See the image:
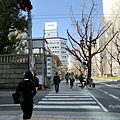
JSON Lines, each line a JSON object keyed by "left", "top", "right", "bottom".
{"left": 12, "top": 92, "right": 24, "bottom": 104}
{"left": 12, "top": 82, "right": 24, "bottom": 104}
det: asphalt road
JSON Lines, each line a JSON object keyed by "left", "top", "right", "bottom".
{"left": 89, "top": 80, "right": 120, "bottom": 113}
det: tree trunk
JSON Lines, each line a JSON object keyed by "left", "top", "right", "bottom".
{"left": 87, "top": 44, "right": 92, "bottom": 82}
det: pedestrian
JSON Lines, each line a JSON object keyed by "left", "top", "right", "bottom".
{"left": 53, "top": 72, "right": 61, "bottom": 93}
{"left": 70, "top": 72, "right": 75, "bottom": 88}
{"left": 16, "top": 71, "right": 37, "bottom": 120}
{"left": 65, "top": 72, "right": 69, "bottom": 84}
{"left": 79, "top": 73, "right": 86, "bottom": 88}
{"left": 79, "top": 73, "right": 85, "bottom": 83}
{"left": 34, "top": 73, "right": 39, "bottom": 91}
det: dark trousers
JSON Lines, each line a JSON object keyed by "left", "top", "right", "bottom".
{"left": 66, "top": 78, "right": 68, "bottom": 84}
{"left": 21, "top": 100, "right": 33, "bottom": 119}
{"left": 70, "top": 81, "right": 74, "bottom": 88}
{"left": 55, "top": 84, "right": 59, "bottom": 93}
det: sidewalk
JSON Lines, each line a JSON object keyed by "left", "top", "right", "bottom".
{"left": 0, "top": 80, "right": 120, "bottom": 120}
{"left": 1, "top": 112, "right": 120, "bottom": 120}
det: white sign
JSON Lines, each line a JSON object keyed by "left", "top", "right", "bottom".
{"left": 45, "top": 22, "right": 57, "bottom": 30}
{"left": 47, "top": 56, "right": 52, "bottom": 77}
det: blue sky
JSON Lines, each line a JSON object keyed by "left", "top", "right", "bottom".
{"left": 27, "top": 0, "right": 103, "bottom": 39}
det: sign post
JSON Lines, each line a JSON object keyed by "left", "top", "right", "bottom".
{"left": 46, "top": 55, "right": 52, "bottom": 89}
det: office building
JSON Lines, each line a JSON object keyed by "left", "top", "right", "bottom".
{"left": 44, "top": 22, "right": 68, "bottom": 70}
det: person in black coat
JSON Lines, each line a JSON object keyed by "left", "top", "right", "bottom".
{"left": 79, "top": 73, "right": 85, "bottom": 88}
{"left": 65, "top": 72, "right": 69, "bottom": 84}
{"left": 79, "top": 73, "right": 85, "bottom": 83}
{"left": 53, "top": 72, "right": 61, "bottom": 93}
{"left": 16, "top": 71, "right": 36, "bottom": 120}
{"left": 69, "top": 73, "right": 75, "bottom": 88}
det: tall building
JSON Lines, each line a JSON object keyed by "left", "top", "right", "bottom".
{"left": 102, "top": 0, "right": 120, "bottom": 76}
{"left": 44, "top": 22, "right": 68, "bottom": 70}
{"left": 44, "top": 22, "right": 58, "bottom": 38}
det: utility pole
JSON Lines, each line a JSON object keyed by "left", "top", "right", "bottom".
{"left": 27, "top": 10, "right": 33, "bottom": 71}
{"left": 14, "top": 0, "right": 33, "bottom": 72}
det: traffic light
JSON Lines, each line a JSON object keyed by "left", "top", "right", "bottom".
{"left": 21, "top": 0, "right": 33, "bottom": 11}
{"left": 82, "top": 62, "right": 87, "bottom": 68}
{"left": 14, "top": 0, "right": 33, "bottom": 11}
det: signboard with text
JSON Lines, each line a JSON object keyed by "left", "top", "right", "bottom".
{"left": 45, "top": 22, "right": 57, "bottom": 30}
{"left": 47, "top": 55, "right": 52, "bottom": 77}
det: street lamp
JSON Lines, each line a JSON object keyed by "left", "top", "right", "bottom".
{"left": 92, "top": 39, "right": 97, "bottom": 44}
{"left": 80, "top": 39, "right": 84, "bottom": 45}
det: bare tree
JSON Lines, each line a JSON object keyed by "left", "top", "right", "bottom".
{"left": 66, "top": 0, "right": 118, "bottom": 80}
{"left": 71, "top": 61, "right": 83, "bottom": 74}
{"left": 106, "top": 30, "right": 120, "bottom": 65}
{"left": 105, "top": 50, "right": 113, "bottom": 76}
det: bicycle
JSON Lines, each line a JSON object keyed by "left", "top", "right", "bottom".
{"left": 76, "top": 78, "right": 95, "bottom": 90}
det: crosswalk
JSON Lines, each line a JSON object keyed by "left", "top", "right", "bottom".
{"left": 34, "top": 88, "right": 105, "bottom": 112}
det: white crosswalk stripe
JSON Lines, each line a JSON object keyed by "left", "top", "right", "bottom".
{"left": 34, "top": 89, "right": 103, "bottom": 111}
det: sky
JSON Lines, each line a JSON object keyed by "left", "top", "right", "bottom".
{"left": 23, "top": 0, "right": 103, "bottom": 39}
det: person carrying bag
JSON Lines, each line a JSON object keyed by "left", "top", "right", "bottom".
{"left": 15, "top": 71, "right": 37, "bottom": 120}
{"left": 12, "top": 82, "right": 24, "bottom": 104}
